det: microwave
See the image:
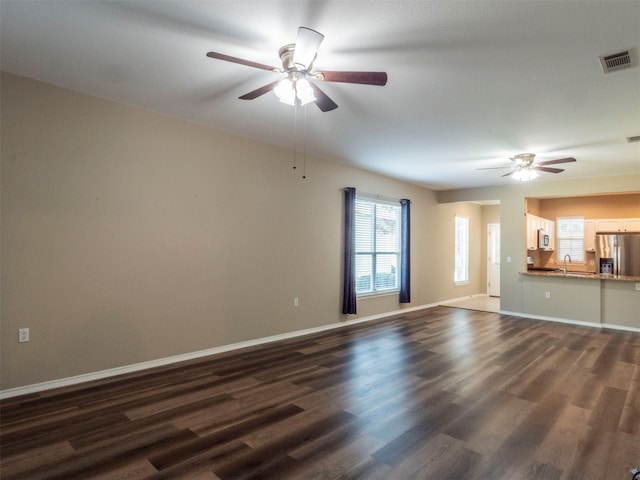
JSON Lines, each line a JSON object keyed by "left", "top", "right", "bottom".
{"left": 538, "top": 229, "right": 550, "bottom": 249}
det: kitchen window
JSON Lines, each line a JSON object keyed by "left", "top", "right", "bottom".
{"left": 556, "top": 216, "right": 585, "bottom": 262}
{"left": 454, "top": 215, "right": 469, "bottom": 285}
{"left": 355, "top": 198, "right": 401, "bottom": 295}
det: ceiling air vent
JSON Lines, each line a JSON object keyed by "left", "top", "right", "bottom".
{"left": 599, "top": 48, "right": 638, "bottom": 73}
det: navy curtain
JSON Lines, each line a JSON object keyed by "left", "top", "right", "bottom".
{"left": 399, "top": 199, "right": 411, "bottom": 303}
{"left": 342, "top": 187, "right": 357, "bottom": 314}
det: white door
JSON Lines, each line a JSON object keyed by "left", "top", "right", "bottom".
{"left": 488, "top": 223, "right": 500, "bottom": 297}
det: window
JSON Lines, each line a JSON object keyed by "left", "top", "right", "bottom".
{"left": 454, "top": 215, "right": 469, "bottom": 284}
{"left": 355, "top": 198, "right": 401, "bottom": 295}
{"left": 557, "top": 217, "right": 585, "bottom": 262}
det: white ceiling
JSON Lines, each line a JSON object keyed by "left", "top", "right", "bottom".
{"left": 2, "top": 0, "right": 639, "bottom": 190}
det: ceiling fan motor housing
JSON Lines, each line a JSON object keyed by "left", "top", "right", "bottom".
{"left": 513, "top": 153, "right": 536, "bottom": 166}
{"left": 279, "top": 44, "right": 297, "bottom": 71}
{"left": 279, "top": 44, "right": 316, "bottom": 73}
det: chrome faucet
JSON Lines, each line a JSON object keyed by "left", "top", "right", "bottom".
{"left": 563, "top": 254, "right": 571, "bottom": 275}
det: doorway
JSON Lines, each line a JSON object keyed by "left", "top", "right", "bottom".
{"left": 487, "top": 223, "right": 500, "bottom": 297}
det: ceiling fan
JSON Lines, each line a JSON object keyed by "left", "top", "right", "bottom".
{"left": 206, "top": 27, "right": 388, "bottom": 112}
{"left": 479, "top": 153, "right": 577, "bottom": 181}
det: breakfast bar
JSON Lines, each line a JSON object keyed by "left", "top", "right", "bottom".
{"left": 518, "top": 270, "right": 640, "bottom": 329}
{"left": 521, "top": 270, "right": 640, "bottom": 282}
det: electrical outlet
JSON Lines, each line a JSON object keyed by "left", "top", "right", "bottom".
{"left": 19, "top": 328, "right": 30, "bottom": 343}
{"left": 545, "top": 291, "right": 551, "bottom": 299}
{"left": 636, "top": 283, "right": 640, "bottom": 291}
{"left": 294, "top": 297, "right": 299, "bottom": 306}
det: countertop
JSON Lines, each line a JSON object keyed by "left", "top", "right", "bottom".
{"left": 520, "top": 270, "right": 640, "bottom": 282}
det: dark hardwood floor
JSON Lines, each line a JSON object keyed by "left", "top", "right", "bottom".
{"left": 1, "top": 306, "right": 639, "bottom": 479}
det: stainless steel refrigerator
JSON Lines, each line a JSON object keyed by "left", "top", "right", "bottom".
{"left": 595, "top": 233, "right": 640, "bottom": 276}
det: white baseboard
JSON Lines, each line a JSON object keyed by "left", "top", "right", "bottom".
{"left": 441, "top": 292, "right": 491, "bottom": 303}
{"left": 500, "top": 310, "right": 640, "bottom": 333}
{"left": 3, "top": 301, "right": 637, "bottom": 399}
{"left": 0, "top": 302, "right": 440, "bottom": 400}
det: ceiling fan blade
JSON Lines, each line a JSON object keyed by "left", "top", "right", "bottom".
{"left": 477, "top": 166, "right": 511, "bottom": 170}
{"left": 537, "top": 157, "right": 576, "bottom": 166}
{"left": 309, "top": 83, "right": 338, "bottom": 112}
{"left": 534, "top": 166, "right": 565, "bottom": 174}
{"left": 316, "top": 70, "right": 388, "bottom": 86}
{"left": 501, "top": 171, "right": 515, "bottom": 177}
{"left": 207, "top": 51, "right": 279, "bottom": 72}
{"left": 239, "top": 81, "right": 281, "bottom": 100}
{"left": 293, "top": 27, "right": 324, "bottom": 69}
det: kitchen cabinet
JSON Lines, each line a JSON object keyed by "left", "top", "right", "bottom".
{"left": 526, "top": 214, "right": 541, "bottom": 250}
{"left": 584, "top": 219, "right": 595, "bottom": 252}
{"left": 595, "top": 219, "right": 621, "bottom": 232}
{"left": 622, "top": 218, "right": 640, "bottom": 231}
{"left": 526, "top": 214, "right": 554, "bottom": 250}
{"left": 542, "top": 218, "right": 555, "bottom": 251}
{"left": 595, "top": 218, "right": 640, "bottom": 232}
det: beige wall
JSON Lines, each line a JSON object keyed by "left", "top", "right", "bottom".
{"left": 1, "top": 72, "right": 489, "bottom": 390}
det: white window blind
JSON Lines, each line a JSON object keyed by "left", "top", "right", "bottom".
{"left": 355, "top": 198, "right": 401, "bottom": 295}
{"left": 454, "top": 215, "right": 469, "bottom": 284}
{"left": 556, "top": 217, "right": 585, "bottom": 262}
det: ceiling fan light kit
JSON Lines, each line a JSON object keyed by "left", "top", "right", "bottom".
{"left": 510, "top": 153, "right": 538, "bottom": 182}
{"left": 511, "top": 167, "right": 539, "bottom": 182}
{"left": 206, "top": 26, "right": 387, "bottom": 112}
{"left": 478, "top": 153, "right": 577, "bottom": 182}
{"left": 274, "top": 76, "right": 316, "bottom": 106}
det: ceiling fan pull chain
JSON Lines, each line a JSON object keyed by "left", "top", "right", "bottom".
{"left": 302, "top": 104, "right": 308, "bottom": 179}
{"left": 292, "top": 103, "right": 298, "bottom": 171}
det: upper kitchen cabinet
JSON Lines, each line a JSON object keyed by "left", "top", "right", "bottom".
{"left": 594, "top": 218, "right": 640, "bottom": 232}
{"left": 526, "top": 213, "right": 554, "bottom": 250}
{"left": 541, "top": 218, "right": 554, "bottom": 251}
{"left": 584, "top": 219, "right": 595, "bottom": 252}
{"left": 526, "top": 214, "right": 542, "bottom": 250}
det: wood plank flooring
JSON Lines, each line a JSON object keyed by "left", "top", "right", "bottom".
{"left": 1, "top": 306, "right": 639, "bottom": 479}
